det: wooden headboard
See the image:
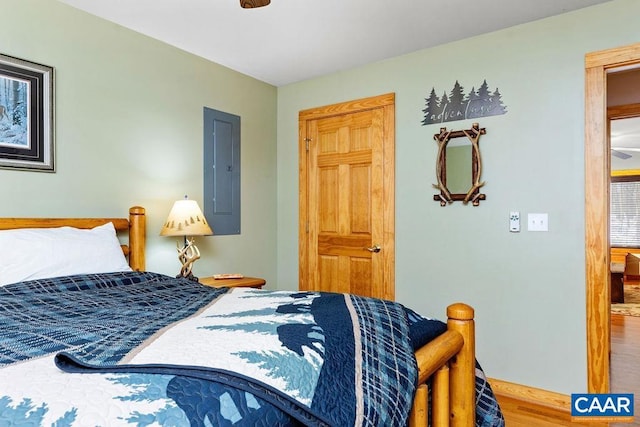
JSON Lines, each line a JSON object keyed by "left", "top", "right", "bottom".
{"left": 0, "top": 206, "right": 146, "bottom": 271}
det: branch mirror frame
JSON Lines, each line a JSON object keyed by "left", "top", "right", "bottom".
{"left": 433, "top": 122, "right": 486, "bottom": 206}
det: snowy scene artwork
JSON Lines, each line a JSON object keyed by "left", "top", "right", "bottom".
{"left": 0, "top": 54, "right": 54, "bottom": 172}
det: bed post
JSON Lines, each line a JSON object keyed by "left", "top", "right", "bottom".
{"left": 447, "top": 303, "right": 475, "bottom": 427}
{"left": 128, "top": 206, "right": 146, "bottom": 271}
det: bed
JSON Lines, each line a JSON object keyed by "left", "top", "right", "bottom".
{"left": 0, "top": 206, "right": 503, "bottom": 427}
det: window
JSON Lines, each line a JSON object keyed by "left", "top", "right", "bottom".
{"left": 610, "top": 176, "right": 640, "bottom": 247}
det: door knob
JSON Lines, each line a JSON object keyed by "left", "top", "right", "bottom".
{"left": 365, "top": 244, "right": 381, "bottom": 253}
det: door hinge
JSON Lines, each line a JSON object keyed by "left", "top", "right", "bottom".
{"left": 304, "top": 137, "right": 311, "bottom": 152}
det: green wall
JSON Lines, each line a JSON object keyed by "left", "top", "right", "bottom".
{"left": 1, "top": 0, "right": 278, "bottom": 284}
{"left": 277, "top": 0, "right": 639, "bottom": 394}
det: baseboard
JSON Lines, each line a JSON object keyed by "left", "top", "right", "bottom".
{"left": 488, "top": 377, "right": 571, "bottom": 413}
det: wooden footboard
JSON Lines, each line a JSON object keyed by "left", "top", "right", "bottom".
{"left": 409, "top": 303, "right": 475, "bottom": 427}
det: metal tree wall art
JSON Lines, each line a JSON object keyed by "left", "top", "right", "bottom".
{"left": 422, "top": 80, "right": 507, "bottom": 125}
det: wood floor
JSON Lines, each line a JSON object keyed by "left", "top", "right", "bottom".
{"left": 610, "top": 313, "right": 640, "bottom": 427}
{"left": 496, "top": 394, "right": 603, "bottom": 426}
{"left": 496, "top": 312, "right": 640, "bottom": 426}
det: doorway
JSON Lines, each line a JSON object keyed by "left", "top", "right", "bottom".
{"left": 298, "top": 93, "right": 395, "bottom": 300}
{"left": 585, "top": 42, "right": 640, "bottom": 393}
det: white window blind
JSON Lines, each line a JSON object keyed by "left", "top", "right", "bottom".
{"left": 611, "top": 179, "right": 640, "bottom": 247}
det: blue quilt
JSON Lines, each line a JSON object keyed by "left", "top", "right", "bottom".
{"left": 0, "top": 271, "right": 504, "bottom": 426}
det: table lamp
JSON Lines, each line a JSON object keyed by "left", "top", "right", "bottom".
{"left": 160, "top": 197, "right": 213, "bottom": 281}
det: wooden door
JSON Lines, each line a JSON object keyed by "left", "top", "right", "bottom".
{"left": 585, "top": 42, "right": 640, "bottom": 394}
{"left": 299, "top": 94, "right": 395, "bottom": 300}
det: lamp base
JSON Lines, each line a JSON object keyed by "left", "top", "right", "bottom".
{"left": 176, "top": 237, "right": 201, "bottom": 282}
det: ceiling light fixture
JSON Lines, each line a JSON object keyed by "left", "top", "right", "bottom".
{"left": 240, "top": 0, "right": 270, "bottom": 8}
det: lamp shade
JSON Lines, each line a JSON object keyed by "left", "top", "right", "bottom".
{"left": 160, "top": 199, "right": 213, "bottom": 237}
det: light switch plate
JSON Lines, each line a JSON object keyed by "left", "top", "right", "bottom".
{"left": 528, "top": 213, "right": 549, "bottom": 232}
{"left": 509, "top": 211, "right": 520, "bottom": 232}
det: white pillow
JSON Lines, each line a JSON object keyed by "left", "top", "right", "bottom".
{"left": 0, "top": 222, "right": 132, "bottom": 286}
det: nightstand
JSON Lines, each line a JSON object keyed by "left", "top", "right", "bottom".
{"left": 199, "top": 276, "right": 266, "bottom": 289}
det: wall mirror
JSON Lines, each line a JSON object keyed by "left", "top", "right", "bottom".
{"left": 433, "top": 123, "right": 486, "bottom": 206}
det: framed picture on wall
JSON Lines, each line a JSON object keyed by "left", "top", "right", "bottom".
{"left": 0, "top": 53, "right": 54, "bottom": 172}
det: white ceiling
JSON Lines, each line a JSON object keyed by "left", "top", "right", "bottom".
{"left": 58, "top": 0, "right": 613, "bottom": 87}
{"left": 611, "top": 116, "right": 640, "bottom": 150}
{"left": 611, "top": 116, "right": 640, "bottom": 170}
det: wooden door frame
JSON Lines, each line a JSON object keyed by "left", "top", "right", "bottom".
{"left": 298, "top": 93, "right": 396, "bottom": 299}
{"left": 585, "top": 42, "right": 640, "bottom": 393}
